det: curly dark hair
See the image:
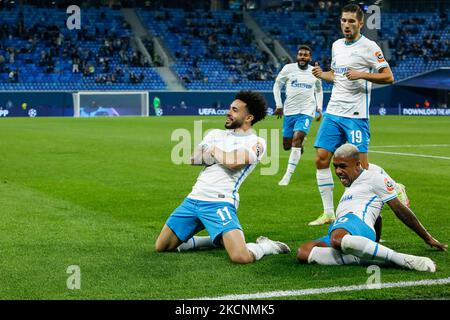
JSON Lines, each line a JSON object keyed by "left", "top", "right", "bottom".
{"left": 234, "top": 90, "right": 268, "bottom": 125}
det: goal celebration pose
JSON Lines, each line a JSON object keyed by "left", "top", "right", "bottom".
{"left": 155, "top": 91, "right": 290, "bottom": 264}
{"left": 310, "top": 4, "right": 409, "bottom": 226}
{"left": 273, "top": 45, "right": 323, "bottom": 186}
{"left": 297, "top": 144, "right": 447, "bottom": 272}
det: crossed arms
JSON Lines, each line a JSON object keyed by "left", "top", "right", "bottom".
{"left": 312, "top": 65, "right": 394, "bottom": 84}
{"left": 190, "top": 144, "right": 258, "bottom": 171}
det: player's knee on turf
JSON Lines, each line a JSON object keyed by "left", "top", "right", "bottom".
{"left": 228, "top": 250, "right": 254, "bottom": 264}
{"left": 155, "top": 231, "right": 179, "bottom": 252}
{"left": 330, "top": 230, "right": 347, "bottom": 251}
{"left": 296, "top": 243, "right": 314, "bottom": 263}
{"left": 154, "top": 238, "right": 167, "bottom": 252}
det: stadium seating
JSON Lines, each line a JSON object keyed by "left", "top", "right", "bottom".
{"left": 251, "top": 9, "right": 337, "bottom": 91}
{"left": 252, "top": 9, "right": 449, "bottom": 89}
{"left": 0, "top": 5, "right": 166, "bottom": 91}
{"left": 382, "top": 12, "right": 450, "bottom": 81}
{"left": 0, "top": 5, "right": 448, "bottom": 92}
{"left": 137, "top": 9, "right": 278, "bottom": 90}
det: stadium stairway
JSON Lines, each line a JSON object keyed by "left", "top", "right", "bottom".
{"left": 245, "top": 11, "right": 293, "bottom": 65}
{"left": 241, "top": 11, "right": 280, "bottom": 65}
{"left": 136, "top": 9, "right": 280, "bottom": 90}
{"left": 123, "top": 8, "right": 186, "bottom": 91}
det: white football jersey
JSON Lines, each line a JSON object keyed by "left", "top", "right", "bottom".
{"left": 336, "top": 169, "right": 397, "bottom": 231}
{"left": 187, "top": 129, "right": 266, "bottom": 208}
{"left": 327, "top": 35, "right": 390, "bottom": 119}
{"left": 273, "top": 63, "right": 323, "bottom": 117}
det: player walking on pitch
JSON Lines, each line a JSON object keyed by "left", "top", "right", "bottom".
{"left": 155, "top": 91, "right": 290, "bottom": 264}
{"left": 297, "top": 144, "right": 447, "bottom": 272}
{"left": 273, "top": 45, "right": 323, "bottom": 186}
{"left": 310, "top": 3, "right": 408, "bottom": 226}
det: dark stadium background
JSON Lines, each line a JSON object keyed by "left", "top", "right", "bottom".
{"left": 0, "top": 0, "right": 448, "bottom": 117}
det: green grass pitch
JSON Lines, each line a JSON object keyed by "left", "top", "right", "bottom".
{"left": 0, "top": 115, "right": 449, "bottom": 300}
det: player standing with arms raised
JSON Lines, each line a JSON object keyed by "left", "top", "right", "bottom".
{"left": 273, "top": 45, "right": 323, "bottom": 186}
{"left": 309, "top": 4, "right": 408, "bottom": 226}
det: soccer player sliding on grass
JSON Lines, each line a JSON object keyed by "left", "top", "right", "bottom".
{"left": 297, "top": 143, "right": 447, "bottom": 272}
{"left": 155, "top": 91, "right": 290, "bottom": 264}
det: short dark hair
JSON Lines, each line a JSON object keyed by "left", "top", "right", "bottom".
{"left": 297, "top": 45, "right": 312, "bottom": 55}
{"left": 235, "top": 90, "right": 267, "bottom": 125}
{"left": 341, "top": 3, "right": 364, "bottom": 21}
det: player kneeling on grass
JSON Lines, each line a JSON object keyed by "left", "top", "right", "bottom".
{"left": 155, "top": 91, "right": 290, "bottom": 264}
{"left": 297, "top": 143, "right": 447, "bottom": 272}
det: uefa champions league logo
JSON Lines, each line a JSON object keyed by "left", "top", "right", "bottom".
{"left": 28, "top": 108, "right": 37, "bottom": 118}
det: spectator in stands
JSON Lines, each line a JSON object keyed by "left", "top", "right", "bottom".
{"left": 8, "top": 49, "right": 15, "bottom": 64}
{"left": 72, "top": 58, "right": 80, "bottom": 73}
{"left": 8, "top": 71, "right": 15, "bottom": 82}
{"left": 0, "top": 54, "right": 5, "bottom": 72}
{"left": 129, "top": 71, "right": 140, "bottom": 84}
{"left": 8, "top": 69, "right": 18, "bottom": 83}
{"left": 182, "top": 75, "right": 191, "bottom": 84}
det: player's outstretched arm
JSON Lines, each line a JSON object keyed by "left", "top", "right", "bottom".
{"left": 387, "top": 198, "right": 448, "bottom": 251}
{"left": 210, "top": 146, "right": 255, "bottom": 171}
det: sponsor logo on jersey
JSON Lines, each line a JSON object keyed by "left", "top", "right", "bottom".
{"left": 254, "top": 142, "right": 263, "bottom": 158}
{"left": 384, "top": 178, "right": 395, "bottom": 192}
{"left": 375, "top": 51, "right": 385, "bottom": 62}
{"left": 339, "top": 194, "right": 353, "bottom": 203}
{"left": 334, "top": 67, "right": 348, "bottom": 75}
{"left": 290, "top": 80, "right": 313, "bottom": 89}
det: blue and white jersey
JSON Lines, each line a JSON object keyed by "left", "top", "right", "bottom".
{"left": 273, "top": 63, "right": 323, "bottom": 117}
{"left": 327, "top": 35, "right": 389, "bottom": 119}
{"left": 187, "top": 129, "right": 266, "bottom": 208}
{"left": 336, "top": 169, "right": 397, "bottom": 231}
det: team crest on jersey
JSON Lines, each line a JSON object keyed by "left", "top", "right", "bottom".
{"left": 254, "top": 142, "right": 263, "bottom": 158}
{"left": 384, "top": 178, "right": 395, "bottom": 192}
{"left": 375, "top": 51, "right": 385, "bottom": 62}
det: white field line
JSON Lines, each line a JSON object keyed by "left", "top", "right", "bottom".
{"left": 371, "top": 144, "right": 450, "bottom": 148}
{"left": 370, "top": 150, "right": 450, "bottom": 160}
{"left": 193, "top": 277, "right": 450, "bottom": 300}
